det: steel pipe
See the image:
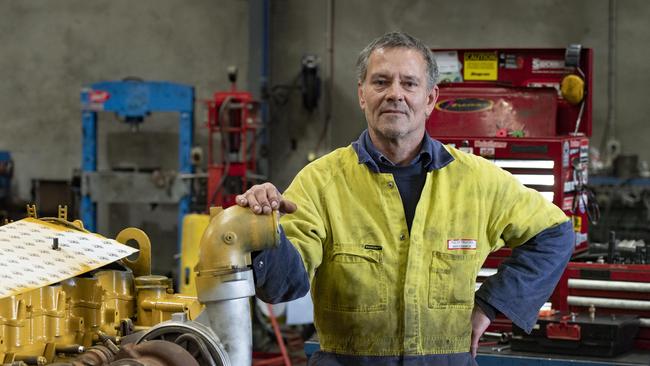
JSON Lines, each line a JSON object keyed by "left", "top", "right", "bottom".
{"left": 195, "top": 205, "right": 281, "bottom": 365}
{"left": 568, "top": 278, "right": 650, "bottom": 292}
{"left": 567, "top": 296, "right": 650, "bottom": 310}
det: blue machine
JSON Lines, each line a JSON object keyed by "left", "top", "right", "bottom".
{"left": 80, "top": 80, "right": 194, "bottom": 275}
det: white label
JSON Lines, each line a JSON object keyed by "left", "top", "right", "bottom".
{"left": 532, "top": 58, "right": 566, "bottom": 70}
{"left": 448, "top": 239, "right": 477, "bottom": 250}
{"left": 475, "top": 140, "right": 507, "bottom": 149}
{"left": 459, "top": 147, "right": 473, "bottom": 154}
{"left": 562, "top": 141, "right": 570, "bottom": 168}
{"left": 479, "top": 147, "right": 495, "bottom": 156}
{"left": 564, "top": 181, "right": 577, "bottom": 192}
{"left": 434, "top": 51, "right": 461, "bottom": 74}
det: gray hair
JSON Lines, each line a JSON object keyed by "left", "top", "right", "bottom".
{"left": 356, "top": 31, "right": 438, "bottom": 91}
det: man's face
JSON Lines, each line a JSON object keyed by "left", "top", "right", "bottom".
{"left": 358, "top": 47, "right": 438, "bottom": 142}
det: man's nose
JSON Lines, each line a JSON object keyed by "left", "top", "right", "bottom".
{"left": 386, "top": 82, "right": 404, "bottom": 102}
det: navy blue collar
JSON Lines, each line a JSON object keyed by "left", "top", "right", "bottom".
{"left": 351, "top": 129, "right": 454, "bottom": 173}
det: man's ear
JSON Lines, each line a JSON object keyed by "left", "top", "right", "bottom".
{"left": 425, "top": 85, "right": 439, "bottom": 116}
{"left": 358, "top": 82, "right": 366, "bottom": 111}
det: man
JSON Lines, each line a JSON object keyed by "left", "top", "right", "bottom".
{"left": 237, "top": 32, "right": 574, "bottom": 365}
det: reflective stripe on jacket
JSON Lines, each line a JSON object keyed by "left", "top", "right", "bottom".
{"left": 280, "top": 144, "right": 568, "bottom": 355}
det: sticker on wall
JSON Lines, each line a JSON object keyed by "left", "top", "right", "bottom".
{"left": 0, "top": 218, "right": 138, "bottom": 299}
{"left": 562, "top": 141, "right": 570, "bottom": 168}
{"left": 464, "top": 52, "right": 498, "bottom": 80}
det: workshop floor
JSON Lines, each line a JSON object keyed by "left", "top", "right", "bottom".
{"left": 252, "top": 327, "right": 308, "bottom": 366}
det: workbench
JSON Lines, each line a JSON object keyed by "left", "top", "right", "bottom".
{"left": 476, "top": 345, "right": 650, "bottom": 365}
{"left": 303, "top": 339, "right": 650, "bottom": 365}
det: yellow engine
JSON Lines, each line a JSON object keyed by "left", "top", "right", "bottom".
{"left": 0, "top": 206, "right": 202, "bottom": 365}
{"left": 0, "top": 204, "right": 279, "bottom": 366}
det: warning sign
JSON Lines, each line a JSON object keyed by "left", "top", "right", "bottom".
{"left": 572, "top": 216, "right": 582, "bottom": 232}
{"left": 464, "top": 52, "right": 498, "bottom": 81}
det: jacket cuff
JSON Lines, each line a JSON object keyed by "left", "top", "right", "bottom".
{"left": 474, "top": 293, "right": 498, "bottom": 321}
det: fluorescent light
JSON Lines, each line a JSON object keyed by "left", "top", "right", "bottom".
{"left": 493, "top": 159, "right": 554, "bottom": 169}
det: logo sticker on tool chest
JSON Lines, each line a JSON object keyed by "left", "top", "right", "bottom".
{"left": 435, "top": 98, "right": 493, "bottom": 112}
{"left": 447, "top": 239, "right": 477, "bottom": 250}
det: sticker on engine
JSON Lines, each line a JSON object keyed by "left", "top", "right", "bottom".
{"left": 448, "top": 239, "right": 477, "bottom": 250}
{"left": 464, "top": 52, "right": 498, "bottom": 80}
{"left": 0, "top": 218, "right": 138, "bottom": 299}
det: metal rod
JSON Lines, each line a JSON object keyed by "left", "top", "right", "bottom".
{"left": 568, "top": 278, "right": 650, "bottom": 292}
{"left": 568, "top": 296, "right": 650, "bottom": 310}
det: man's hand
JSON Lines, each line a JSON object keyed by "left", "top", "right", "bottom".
{"left": 470, "top": 305, "right": 491, "bottom": 358}
{"left": 236, "top": 183, "right": 298, "bottom": 215}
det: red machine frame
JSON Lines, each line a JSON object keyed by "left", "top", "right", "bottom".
{"left": 206, "top": 87, "right": 261, "bottom": 209}
{"left": 552, "top": 262, "right": 650, "bottom": 349}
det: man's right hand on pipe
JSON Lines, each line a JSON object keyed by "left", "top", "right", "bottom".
{"left": 236, "top": 182, "right": 297, "bottom": 215}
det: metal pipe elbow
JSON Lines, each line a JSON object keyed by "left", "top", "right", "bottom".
{"left": 195, "top": 205, "right": 280, "bottom": 275}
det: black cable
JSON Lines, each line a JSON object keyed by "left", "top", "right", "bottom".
{"left": 580, "top": 185, "right": 601, "bottom": 225}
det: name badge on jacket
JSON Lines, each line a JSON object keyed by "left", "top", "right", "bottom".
{"left": 447, "top": 239, "right": 477, "bottom": 250}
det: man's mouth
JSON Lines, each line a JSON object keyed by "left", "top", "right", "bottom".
{"left": 380, "top": 109, "right": 406, "bottom": 115}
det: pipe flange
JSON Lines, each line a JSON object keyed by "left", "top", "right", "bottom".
{"left": 196, "top": 269, "right": 255, "bottom": 303}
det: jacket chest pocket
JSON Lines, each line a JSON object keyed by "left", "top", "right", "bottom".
{"left": 428, "top": 251, "right": 478, "bottom": 309}
{"left": 315, "top": 244, "right": 387, "bottom": 312}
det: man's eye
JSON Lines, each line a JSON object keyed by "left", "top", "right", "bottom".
{"left": 403, "top": 81, "right": 416, "bottom": 88}
{"left": 373, "top": 80, "right": 387, "bottom": 86}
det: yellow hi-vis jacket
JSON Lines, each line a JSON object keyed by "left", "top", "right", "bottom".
{"left": 280, "top": 144, "right": 568, "bottom": 356}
